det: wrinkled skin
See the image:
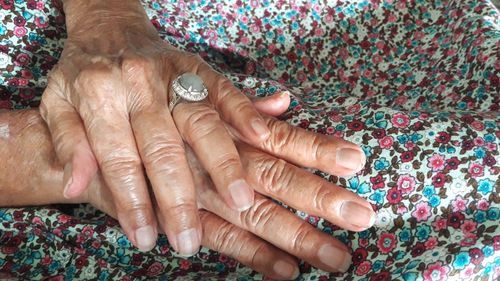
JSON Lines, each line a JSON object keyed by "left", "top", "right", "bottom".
{"left": 40, "top": 0, "right": 369, "bottom": 256}
{"left": 0, "top": 96, "right": 374, "bottom": 280}
{"left": 40, "top": 0, "right": 275, "bottom": 255}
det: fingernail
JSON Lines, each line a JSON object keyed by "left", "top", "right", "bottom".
{"left": 135, "top": 225, "right": 157, "bottom": 252}
{"left": 228, "top": 179, "right": 254, "bottom": 211}
{"left": 340, "top": 201, "right": 376, "bottom": 229}
{"left": 318, "top": 244, "right": 351, "bottom": 273}
{"left": 62, "top": 163, "right": 73, "bottom": 199}
{"left": 273, "top": 260, "right": 300, "bottom": 280}
{"left": 251, "top": 119, "right": 271, "bottom": 140}
{"left": 336, "top": 148, "right": 366, "bottom": 171}
{"left": 176, "top": 228, "right": 200, "bottom": 256}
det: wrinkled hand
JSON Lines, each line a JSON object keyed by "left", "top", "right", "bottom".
{"left": 40, "top": 0, "right": 272, "bottom": 255}
{"left": 0, "top": 103, "right": 372, "bottom": 279}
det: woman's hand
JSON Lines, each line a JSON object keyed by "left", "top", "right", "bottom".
{"left": 40, "top": 0, "right": 271, "bottom": 254}
{"left": 0, "top": 106, "right": 372, "bottom": 279}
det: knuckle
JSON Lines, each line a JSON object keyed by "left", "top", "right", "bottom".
{"left": 311, "top": 186, "right": 337, "bottom": 214}
{"left": 75, "top": 66, "right": 114, "bottom": 91}
{"left": 99, "top": 155, "right": 142, "bottom": 181}
{"left": 141, "top": 137, "right": 185, "bottom": 170}
{"left": 122, "top": 56, "right": 154, "bottom": 76}
{"left": 163, "top": 202, "right": 199, "bottom": 221}
{"left": 254, "top": 156, "right": 293, "bottom": 195}
{"left": 212, "top": 220, "right": 241, "bottom": 252}
{"left": 183, "top": 107, "right": 220, "bottom": 137}
{"left": 214, "top": 79, "right": 238, "bottom": 105}
{"left": 263, "top": 120, "right": 298, "bottom": 153}
{"left": 208, "top": 155, "right": 240, "bottom": 175}
{"left": 239, "top": 198, "right": 278, "bottom": 232}
{"left": 119, "top": 202, "right": 152, "bottom": 226}
{"left": 291, "top": 223, "right": 314, "bottom": 253}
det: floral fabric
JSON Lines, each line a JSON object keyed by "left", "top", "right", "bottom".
{"left": 1, "top": 0, "right": 499, "bottom": 280}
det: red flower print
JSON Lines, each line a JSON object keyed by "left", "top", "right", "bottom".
{"left": 40, "top": 255, "right": 52, "bottom": 266}
{"left": 412, "top": 201, "right": 432, "bottom": 222}
{"left": 26, "top": 0, "right": 36, "bottom": 9}
{"left": 13, "top": 16, "right": 26, "bottom": 27}
{"left": 435, "top": 132, "right": 451, "bottom": 144}
{"left": 377, "top": 233, "right": 397, "bottom": 254}
{"left": 379, "top": 136, "right": 394, "bottom": 149}
{"left": 468, "top": 248, "right": 484, "bottom": 265}
{"left": 370, "top": 174, "right": 385, "bottom": 189}
{"left": 461, "top": 139, "right": 474, "bottom": 150}
{"left": 468, "top": 162, "right": 484, "bottom": 177}
{"left": 391, "top": 113, "right": 410, "bottom": 128}
{"left": 401, "top": 151, "right": 414, "bottom": 162}
{"left": 347, "top": 120, "right": 364, "bottom": 131}
{"left": 355, "top": 261, "right": 372, "bottom": 276}
{"left": 75, "top": 256, "right": 89, "bottom": 269}
{"left": 352, "top": 248, "right": 368, "bottom": 266}
{"left": 477, "top": 199, "right": 489, "bottom": 210}
{"left": 446, "top": 156, "right": 460, "bottom": 170}
{"left": 423, "top": 261, "right": 449, "bottom": 281}
{"left": 483, "top": 154, "right": 497, "bottom": 167}
{"left": 447, "top": 212, "right": 465, "bottom": 229}
{"left": 386, "top": 187, "right": 402, "bottom": 204}
{"left": 397, "top": 174, "right": 416, "bottom": 193}
{"left": 147, "top": 261, "right": 165, "bottom": 276}
{"left": 371, "top": 128, "right": 386, "bottom": 139}
{"left": 131, "top": 253, "right": 144, "bottom": 266}
{"left": 0, "top": 0, "right": 13, "bottom": 10}
{"left": 369, "top": 271, "right": 390, "bottom": 281}
{"left": 411, "top": 242, "right": 426, "bottom": 257}
{"left": 431, "top": 173, "right": 446, "bottom": 188}
{"left": 427, "top": 153, "right": 445, "bottom": 172}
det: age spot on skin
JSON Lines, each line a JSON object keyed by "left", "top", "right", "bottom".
{"left": 0, "top": 124, "right": 9, "bottom": 139}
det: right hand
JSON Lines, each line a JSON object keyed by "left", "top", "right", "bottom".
{"left": 83, "top": 96, "right": 374, "bottom": 279}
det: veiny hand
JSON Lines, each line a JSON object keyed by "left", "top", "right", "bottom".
{"left": 0, "top": 100, "right": 372, "bottom": 279}
{"left": 39, "top": 0, "right": 271, "bottom": 255}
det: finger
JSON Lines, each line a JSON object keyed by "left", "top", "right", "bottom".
{"left": 253, "top": 116, "right": 366, "bottom": 177}
{"left": 123, "top": 56, "right": 202, "bottom": 256}
{"left": 199, "top": 210, "right": 300, "bottom": 280}
{"left": 252, "top": 91, "right": 291, "bottom": 117}
{"left": 194, "top": 61, "right": 271, "bottom": 143}
{"left": 173, "top": 102, "right": 254, "bottom": 211}
{"left": 40, "top": 83, "right": 98, "bottom": 199}
{"left": 239, "top": 144, "right": 375, "bottom": 231}
{"left": 198, "top": 186, "right": 352, "bottom": 274}
{"left": 74, "top": 66, "right": 157, "bottom": 252}
{"left": 131, "top": 105, "right": 202, "bottom": 256}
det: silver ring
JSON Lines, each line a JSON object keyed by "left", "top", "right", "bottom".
{"left": 169, "top": 73, "right": 208, "bottom": 111}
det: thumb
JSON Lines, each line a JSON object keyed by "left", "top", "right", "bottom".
{"left": 40, "top": 83, "right": 98, "bottom": 199}
{"left": 252, "top": 91, "right": 291, "bottom": 116}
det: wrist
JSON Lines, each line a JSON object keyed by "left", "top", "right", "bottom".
{"left": 63, "top": 0, "right": 159, "bottom": 47}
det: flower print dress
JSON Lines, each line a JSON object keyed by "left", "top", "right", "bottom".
{"left": 1, "top": 0, "right": 499, "bottom": 280}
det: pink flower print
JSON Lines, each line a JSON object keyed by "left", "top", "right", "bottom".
{"left": 425, "top": 237, "right": 438, "bottom": 249}
{"left": 423, "top": 262, "right": 450, "bottom": 281}
{"left": 391, "top": 113, "right": 410, "bottom": 128}
{"left": 427, "top": 153, "right": 446, "bottom": 172}
{"left": 452, "top": 196, "right": 468, "bottom": 212}
{"left": 377, "top": 233, "right": 397, "bottom": 254}
{"left": 412, "top": 201, "right": 432, "bottom": 222}
{"left": 397, "top": 175, "right": 416, "bottom": 193}
{"left": 379, "top": 136, "right": 394, "bottom": 149}
{"left": 461, "top": 220, "right": 477, "bottom": 233}
{"left": 355, "top": 261, "right": 372, "bottom": 276}
{"left": 468, "top": 162, "right": 484, "bottom": 177}
{"left": 460, "top": 264, "right": 475, "bottom": 280}
{"left": 477, "top": 199, "right": 489, "bottom": 211}
{"left": 14, "top": 26, "right": 27, "bottom": 38}
{"left": 432, "top": 219, "right": 448, "bottom": 231}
